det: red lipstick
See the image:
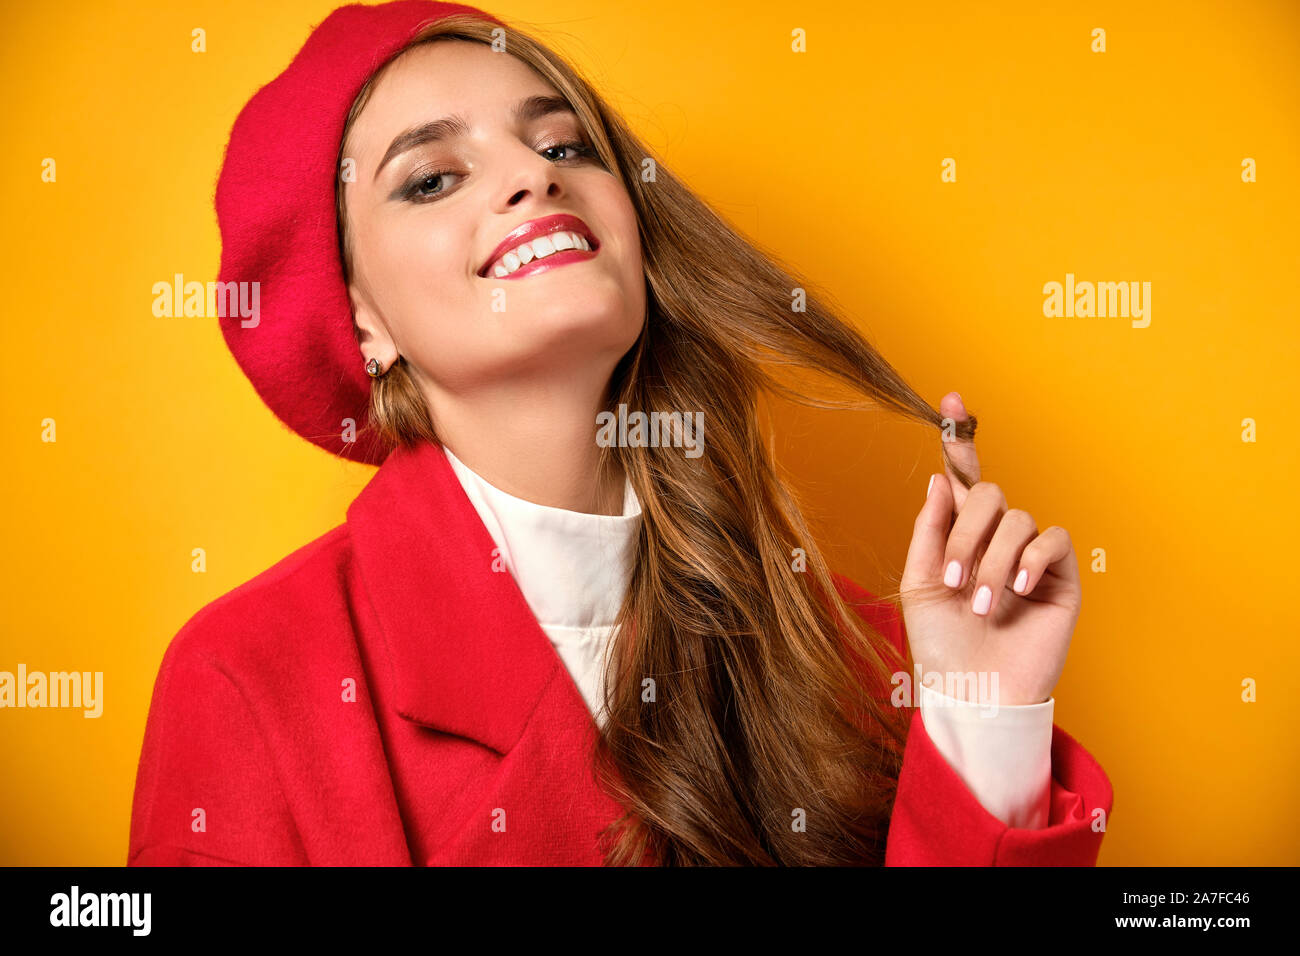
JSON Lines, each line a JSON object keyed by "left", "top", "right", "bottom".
{"left": 477, "top": 213, "right": 600, "bottom": 278}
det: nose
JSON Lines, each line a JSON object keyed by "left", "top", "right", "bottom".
{"left": 492, "top": 141, "right": 566, "bottom": 211}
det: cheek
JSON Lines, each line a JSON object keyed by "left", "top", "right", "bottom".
{"left": 375, "top": 217, "right": 462, "bottom": 299}
{"left": 595, "top": 182, "right": 645, "bottom": 284}
{"left": 611, "top": 188, "right": 641, "bottom": 257}
{"left": 363, "top": 215, "right": 484, "bottom": 363}
{"left": 614, "top": 194, "right": 647, "bottom": 318}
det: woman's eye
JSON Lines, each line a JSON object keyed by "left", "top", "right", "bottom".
{"left": 541, "top": 141, "right": 595, "bottom": 163}
{"left": 406, "top": 169, "right": 459, "bottom": 201}
{"left": 403, "top": 141, "right": 596, "bottom": 203}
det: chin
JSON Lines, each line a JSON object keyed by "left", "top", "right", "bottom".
{"left": 525, "top": 288, "right": 640, "bottom": 342}
{"left": 497, "top": 309, "right": 641, "bottom": 374}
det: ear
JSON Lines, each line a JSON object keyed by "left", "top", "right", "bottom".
{"left": 349, "top": 282, "right": 398, "bottom": 368}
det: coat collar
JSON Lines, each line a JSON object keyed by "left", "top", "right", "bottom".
{"left": 346, "top": 439, "right": 570, "bottom": 756}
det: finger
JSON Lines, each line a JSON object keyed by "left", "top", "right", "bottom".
{"left": 969, "top": 508, "right": 1039, "bottom": 617}
{"left": 903, "top": 472, "right": 957, "bottom": 588}
{"left": 939, "top": 391, "right": 980, "bottom": 512}
{"left": 941, "top": 481, "right": 1007, "bottom": 592}
{"left": 1014, "top": 525, "right": 1081, "bottom": 599}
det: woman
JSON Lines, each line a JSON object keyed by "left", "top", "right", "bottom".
{"left": 128, "top": 1, "right": 1111, "bottom": 866}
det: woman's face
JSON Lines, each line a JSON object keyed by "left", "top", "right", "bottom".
{"left": 340, "top": 39, "right": 646, "bottom": 398}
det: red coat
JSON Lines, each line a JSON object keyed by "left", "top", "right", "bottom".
{"left": 128, "top": 439, "right": 1113, "bottom": 866}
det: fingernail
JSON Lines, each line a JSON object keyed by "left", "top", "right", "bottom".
{"left": 1013, "top": 568, "right": 1029, "bottom": 593}
{"left": 926, "top": 474, "right": 936, "bottom": 499}
{"left": 943, "top": 560, "right": 962, "bottom": 588}
{"left": 972, "top": 585, "right": 992, "bottom": 615}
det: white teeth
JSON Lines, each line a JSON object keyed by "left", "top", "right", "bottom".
{"left": 486, "top": 231, "right": 592, "bottom": 277}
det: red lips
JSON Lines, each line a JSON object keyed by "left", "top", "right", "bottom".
{"left": 477, "top": 213, "right": 600, "bottom": 277}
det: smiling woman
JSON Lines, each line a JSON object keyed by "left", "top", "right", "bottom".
{"left": 129, "top": 1, "right": 1111, "bottom": 868}
{"left": 334, "top": 32, "right": 646, "bottom": 498}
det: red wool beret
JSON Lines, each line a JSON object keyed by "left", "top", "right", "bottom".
{"left": 214, "top": 1, "right": 504, "bottom": 465}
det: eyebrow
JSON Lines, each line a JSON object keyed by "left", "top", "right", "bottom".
{"left": 373, "top": 94, "right": 578, "bottom": 182}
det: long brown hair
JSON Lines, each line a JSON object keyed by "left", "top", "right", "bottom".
{"left": 336, "top": 13, "right": 978, "bottom": 866}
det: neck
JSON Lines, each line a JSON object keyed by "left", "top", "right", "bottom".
{"left": 420, "top": 372, "right": 625, "bottom": 516}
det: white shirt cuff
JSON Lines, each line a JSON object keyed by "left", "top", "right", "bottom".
{"left": 918, "top": 680, "right": 1054, "bottom": 829}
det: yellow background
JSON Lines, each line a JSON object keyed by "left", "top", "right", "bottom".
{"left": 1, "top": 0, "right": 1296, "bottom": 865}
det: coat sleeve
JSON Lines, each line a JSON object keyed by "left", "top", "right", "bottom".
{"left": 833, "top": 574, "right": 1113, "bottom": 866}
{"left": 128, "top": 615, "right": 309, "bottom": 866}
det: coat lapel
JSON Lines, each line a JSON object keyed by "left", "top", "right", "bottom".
{"left": 346, "top": 439, "right": 574, "bottom": 756}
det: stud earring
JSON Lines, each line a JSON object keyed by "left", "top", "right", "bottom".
{"left": 365, "top": 357, "right": 384, "bottom": 377}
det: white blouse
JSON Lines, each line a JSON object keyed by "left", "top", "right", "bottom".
{"left": 443, "top": 445, "right": 1052, "bottom": 830}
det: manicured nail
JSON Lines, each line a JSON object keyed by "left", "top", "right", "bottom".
{"left": 972, "top": 585, "right": 992, "bottom": 615}
{"left": 1013, "top": 568, "right": 1029, "bottom": 593}
{"left": 926, "top": 474, "right": 936, "bottom": 499}
{"left": 944, "top": 560, "right": 962, "bottom": 587}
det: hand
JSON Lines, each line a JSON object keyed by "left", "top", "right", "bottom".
{"left": 899, "top": 392, "right": 1082, "bottom": 706}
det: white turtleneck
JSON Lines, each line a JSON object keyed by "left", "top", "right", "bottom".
{"left": 442, "top": 444, "right": 1052, "bottom": 830}
{"left": 443, "top": 445, "right": 640, "bottom": 730}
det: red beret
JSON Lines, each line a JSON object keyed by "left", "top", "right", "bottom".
{"left": 214, "top": 1, "right": 504, "bottom": 465}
